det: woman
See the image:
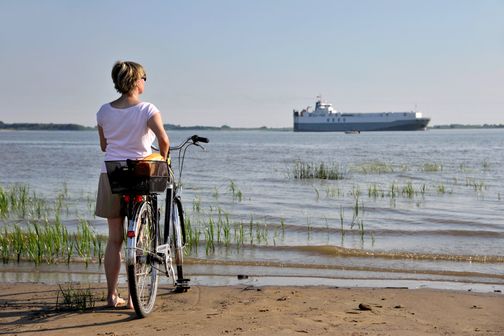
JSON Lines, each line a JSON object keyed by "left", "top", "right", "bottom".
{"left": 95, "top": 61, "right": 169, "bottom": 308}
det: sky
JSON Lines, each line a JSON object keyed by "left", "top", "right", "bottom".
{"left": 0, "top": 0, "right": 503, "bottom": 128}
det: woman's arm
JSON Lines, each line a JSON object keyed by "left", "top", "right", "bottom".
{"left": 147, "top": 112, "right": 170, "bottom": 159}
{"left": 98, "top": 125, "right": 107, "bottom": 152}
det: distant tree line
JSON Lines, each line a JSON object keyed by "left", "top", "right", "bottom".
{"left": 0, "top": 121, "right": 286, "bottom": 131}
{"left": 431, "top": 124, "right": 504, "bottom": 129}
{"left": 0, "top": 121, "right": 93, "bottom": 131}
{"left": 164, "top": 123, "right": 226, "bottom": 130}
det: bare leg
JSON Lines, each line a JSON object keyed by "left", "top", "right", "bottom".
{"left": 105, "top": 216, "right": 128, "bottom": 307}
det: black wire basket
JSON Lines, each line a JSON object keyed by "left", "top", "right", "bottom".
{"left": 105, "top": 160, "right": 170, "bottom": 194}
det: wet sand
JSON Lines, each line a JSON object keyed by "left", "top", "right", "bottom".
{"left": 1, "top": 282, "right": 503, "bottom": 335}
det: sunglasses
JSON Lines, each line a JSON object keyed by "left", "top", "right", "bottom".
{"left": 141, "top": 75, "right": 147, "bottom": 81}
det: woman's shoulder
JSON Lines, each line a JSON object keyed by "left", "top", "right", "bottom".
{"left": 96, "top": 103, "right": 112, "bottom": 118}
{"left": 98, "top": 102, "right": 112, "bottom": 111}
{"left": 138, "top": 101, "right": 159, "bottom": 110}
{"left": 138, "top": 102, "right": 160, "bottom": 116}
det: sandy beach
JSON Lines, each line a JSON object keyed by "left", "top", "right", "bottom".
{"left": 1, "top": 282, "right": 503, "bottom": 336}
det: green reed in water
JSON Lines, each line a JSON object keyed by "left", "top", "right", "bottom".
{"left": 0, "top": 183, "right": 65, "bottom": 220}
{"left": 353, "top": 161, "right": 394, "bottom": 174}
{"left": 422, "top": 162, "right": 443, "bottom": 172}
{"left": 0, "top": 218, "right": 104, "bottom": 266}
{"left": 228, "top": 180, "right": 243, "bottom": 202}
{"left": 291, "top": 160, "right": 344, "bottom": 180}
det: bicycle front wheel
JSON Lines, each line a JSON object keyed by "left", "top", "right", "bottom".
{"left": 171, "top": 197, "right": 186, "bottom": 286}
{"left": 127, "top": 201, "right": 159, "bottom": 318}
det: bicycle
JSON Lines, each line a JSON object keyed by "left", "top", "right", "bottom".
{"left": 105, "top": 134, "right": 209, "bottom": 318}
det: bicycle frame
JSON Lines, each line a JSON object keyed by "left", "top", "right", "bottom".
{"left": 117, "top": 134, "right": 208, "bottom": 317}
{"left": 161, "top": 135, "right": 208, "bottom": 284}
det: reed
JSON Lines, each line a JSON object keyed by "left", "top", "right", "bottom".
{"left": 482, "top": 160, "right": 491, "bottom": 171}
{"left": 350, "top": 197, "right": 360, "bottom": 229}
{"left": 223, "top": 212, "right": 231, "bottom": 247}
{"left": 402, "top": 182, "right": 415, "bottom": 199}
{"left": 216, "top": 208, "right": 223, "bottom": 244}
{"left": 184, "top": 216, "right": 201, "bottom": 254}
{"left": 0, "top": 188, "right": 8, "bottom": 218}
{"left": 306, "top": 217, "right": 312, "bottom": 240}
{"left": 0, "top": 226, "right": 10, "bottom": 263}
{"left": 291, "top": 160, "right": 344, "bottom": 180}
{"left": 419, "top": 184, "right": 427, "bottom": 197}
{"left": 204, "top": 217, "right": 215, "bottom": 255}
{"left": 0, "top": 218, "right": 104, "bottom": 266}
{"left": 25, "top": 222, "right": 42, "bottom": 265}
{"left": 12, "top": 224, "right": 25, "bottom": 263}
{"left": 228, "top": 180, "right": 243, "bottom": 202}
{"left": 355, "top": 161, "right": 394, "bottom": 174}
{"left": 0, "top": 183, "right": 66, "bottom": 221}
{"left": 422, "top": 162, "right": 443, "bottom": 172}
{"left": 76, "top": 218, "right": 93, "bottom": 266}
{"left": 249, "top": 216, "right": 254, "bottom": 244}
{"left": 466, "top": 178, "right": 485, "bottom": 192}
{"left": 192, "top": 195, "right": 201, "bottom": 213}
{"left": 389, "top": 182, "right": 398, "bottom": 199}
{"left": 260, "top": 221, "right": 269, "bottom": 244}
{"left": 325, "top": 185, "right": 342, "bottom": 198}
{"left": 368, "top": 183, "right": 382, "bottom": 199}
{"left": 351, "top": 185, "right": 361, "bottom": 199}
{"left": 358, "top": 217, "right": 365, "bottom": 242}
{"left": 212, "top": 187, "right": 219, "bottom": 200}
{"left": 233, "top": 221, "right": 245, "bottom": 249}
{"left": 339, "top": 205, "right": 345, "bottom": 236}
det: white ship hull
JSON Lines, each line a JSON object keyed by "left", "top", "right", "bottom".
{"left": 293, "top": 99, "right": 430, "bottom": 132}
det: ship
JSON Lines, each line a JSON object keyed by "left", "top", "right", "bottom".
{"left": 293, "top": 98, "right": 430, "bottom": 132}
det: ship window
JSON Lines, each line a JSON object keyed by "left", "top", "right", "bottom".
{"left": 343, "top": 118, "right": 346, "bottom": 122}
{"left": 327, "top": 118, "right": 330, "bottom": 122}
{"left": 332, "top": 118, "right": 335, "bottom": 122}
{"left": 404, "top": 113, "right": 407, "bottom": 116}
{"left": 338, "top": 118, "right": 340, "bottom": 122}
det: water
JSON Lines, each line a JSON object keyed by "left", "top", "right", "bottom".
{"left": 0, "top": 129, "right": 503, "bottom": 290}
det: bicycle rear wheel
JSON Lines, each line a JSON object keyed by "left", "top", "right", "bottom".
{"left": 127, "top": 201, "right": 159, "bottom": 317}
{"left": 171, "top": 197, "right": 189, "bottom": 291}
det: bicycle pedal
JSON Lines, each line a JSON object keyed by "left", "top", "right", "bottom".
{"left": 174, "top": 278, "right": 191, "bottom": 292}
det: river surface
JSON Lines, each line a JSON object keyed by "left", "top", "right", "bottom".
{"left": 0, "top": 129, "right": 503, "bottom": 291}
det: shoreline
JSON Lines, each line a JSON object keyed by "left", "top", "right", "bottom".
{"left": 2, "top": 261, "right": 503, "bottom": 294}
{"left": 1, "top": 282, "right": 503, "bottom": 335}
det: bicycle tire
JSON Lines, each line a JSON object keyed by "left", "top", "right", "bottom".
{"left": 127, "top": 201, "right": 159, "bottom": 318}
{"left": 171, "top": 197, "right": 185, "bottom": 284}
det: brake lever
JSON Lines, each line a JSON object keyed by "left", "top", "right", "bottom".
{"left": 193, "top": 143, "right": 206, "bottom": 151}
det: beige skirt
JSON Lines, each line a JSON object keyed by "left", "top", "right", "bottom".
{"left": 95, "top": 173, "right": 123, "bottom": 218}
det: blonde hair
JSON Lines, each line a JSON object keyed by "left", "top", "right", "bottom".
{"left": 111, "top": 61, "right": 146, "bottom": 94}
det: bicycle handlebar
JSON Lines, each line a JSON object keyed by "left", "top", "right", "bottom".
{"left": 151, "top": 134, "right": 209, "bottom": 153}
{"left": 170, "top": 134, "right": 209, "bottom": 151}
{"left": 191, "top": 135, "right": 209, "bottom": 144}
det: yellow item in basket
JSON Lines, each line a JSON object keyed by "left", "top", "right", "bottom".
{"left": 143, "top": 152, "right": 171, "bottom": 165}
{"left": 143, "top": 153, "right": 164, "bottom": 161}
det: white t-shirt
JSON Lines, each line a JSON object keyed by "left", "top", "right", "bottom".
{"left": 97, "top": 102, "right": 160, "bottom": 172}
